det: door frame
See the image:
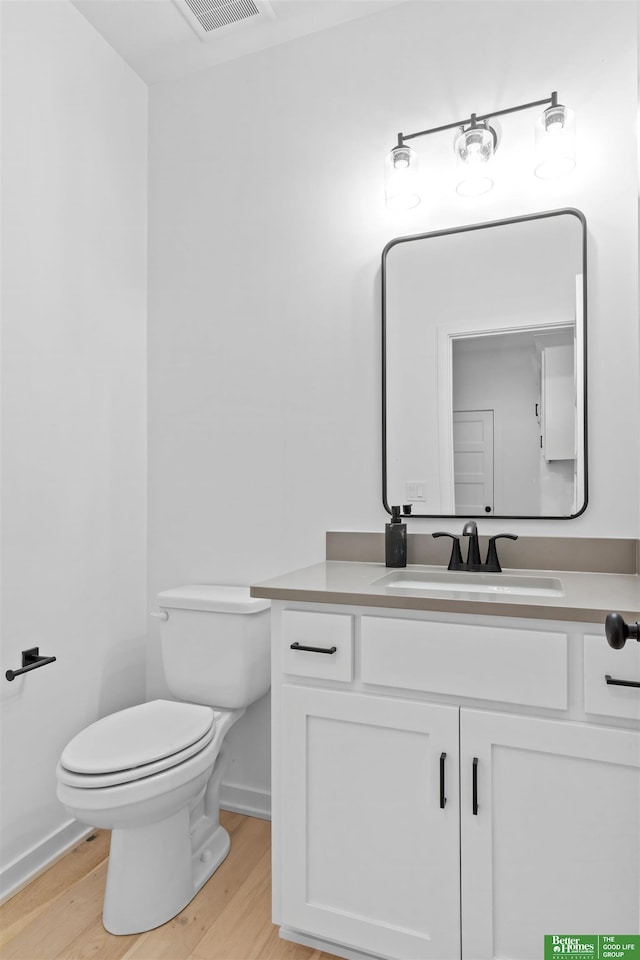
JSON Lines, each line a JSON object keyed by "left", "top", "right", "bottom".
{"left": 437, "top": 319, "right": 570, "bottom": 517}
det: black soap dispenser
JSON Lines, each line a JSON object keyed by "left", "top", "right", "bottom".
{"left": 385, "top": 505, "right": 407, "bottom": 568}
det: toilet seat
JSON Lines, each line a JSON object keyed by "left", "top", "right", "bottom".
{"left": 58, "top": 700, "right": 217, "bottom": 789}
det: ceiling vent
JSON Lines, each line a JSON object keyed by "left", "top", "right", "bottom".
{"left": 174, "top": 0, "right": 275, "bottom": 40}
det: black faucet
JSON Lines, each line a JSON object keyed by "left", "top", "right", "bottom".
{"left": 462, "top": 520, "right": 481, "bottom": 568}
{"left": 433, "top": 524, "right": 518, "bottom": 572}
{"left": 484, "top": 533, "right": 519, "bottom": 572}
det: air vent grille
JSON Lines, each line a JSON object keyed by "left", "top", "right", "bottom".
{"left": 184, "top": 0, "right": 260, "bottom": 32}
{"left": 175, "top": 0, "right": 276, "bottom": 39}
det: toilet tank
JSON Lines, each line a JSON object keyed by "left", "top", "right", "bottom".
{"left": 156, "top": 585, "right": 271, "bottom": 709}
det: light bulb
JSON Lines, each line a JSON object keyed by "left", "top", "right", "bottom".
{"left": 393, "top": 148, "right": 411, "bottom": 170}
{"left": 535, "top": 103, "right": 576, "bottom": 178}
{"left": 385, "top": 144, "right": 421, "bottom": 209}
{"left": 454, "top": 122, "right": 495, "bottom": 197}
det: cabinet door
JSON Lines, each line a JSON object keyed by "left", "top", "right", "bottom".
{"left": 279, "top": 685, "right": 460, "bottom": 960}
{"left": 541, "top": 343, "right": 575, "bottom": 461}
{"left": 460, "top": 709, "right": 640, "bottom": 960}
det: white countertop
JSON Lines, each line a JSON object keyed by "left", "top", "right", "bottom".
{"left": 251, "top": 560, "right": 640, "bottom": 624}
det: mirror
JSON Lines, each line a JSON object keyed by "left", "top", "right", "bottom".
{"left": 382, "top": 209, "right": 587, "bottom": 518}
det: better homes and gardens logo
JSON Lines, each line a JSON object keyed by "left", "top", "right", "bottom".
{"left": 544, "top": 936, "right": 640, "bottom": 959}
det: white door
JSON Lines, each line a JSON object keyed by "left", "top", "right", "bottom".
{"left": 453, "top": 410, "right": 494, "bottom": 515}
{"left": 279, "top": 685, "right": 461, "bottom": 960}
{"left": 460, "top": 709, "right": 640, "bottom": 960}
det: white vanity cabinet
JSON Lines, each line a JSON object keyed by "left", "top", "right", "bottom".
{"left": 279, "top": 686, "right": 460, "bottom": 960}
{"left": 271, "top": 603, "right": 640, "bottom": 960}
{"left": 460, "top": 710, "right": 640, "bottom": 959}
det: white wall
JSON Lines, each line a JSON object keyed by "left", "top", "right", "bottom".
{"left": 147, "top": 2, "right": 639, "bottom": 808}
{"left": 0, "top": 1, "right": 147, "bottom": 894}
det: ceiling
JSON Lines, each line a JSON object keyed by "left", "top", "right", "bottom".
{"left": 72, "top": 0, "right": 404, "bottom": 86}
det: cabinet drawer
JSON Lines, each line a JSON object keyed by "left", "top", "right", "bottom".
{"left": 361, "top": 616, "right": 568, "bottom": 709}
{"left": 584, "top": 633, "right": 640, "bottom": 721}
{"left": 281, "top": 610, "right": 353, "bottom": 682}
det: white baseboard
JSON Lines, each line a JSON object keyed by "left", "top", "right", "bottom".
{"left": 220, "top": 782, "right": 271, "bottom": 821}
{"left": 0, "top": 819, "right": 92, "bottom": 904}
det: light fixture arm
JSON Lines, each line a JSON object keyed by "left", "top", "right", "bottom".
{"left": 396, "top": 92, "right": 558, "bottom": 148}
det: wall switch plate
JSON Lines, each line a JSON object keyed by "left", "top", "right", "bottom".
{"left": 405, "top": 481, "right": 426, "bottom": 502}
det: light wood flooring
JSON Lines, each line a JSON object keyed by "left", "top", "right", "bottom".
{"left": 0, "top": 812, "right": 338, "bottom": 960}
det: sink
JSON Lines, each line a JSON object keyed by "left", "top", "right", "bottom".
{"left": 371, "top": 569, "right": 564, "bottom": 598}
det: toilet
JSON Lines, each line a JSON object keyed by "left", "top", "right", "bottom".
{"left": 56, "top": 585, "right": 270, "bottom": 935}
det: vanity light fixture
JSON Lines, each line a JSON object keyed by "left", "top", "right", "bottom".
{"left": 534, "top": 101, "right": 576, "bottom": 179}
{"left": 385, "top": 143, "right": 421, "bottom": 210}
{"left": 453, "top": 116, "right": 497, "bottom": 197}
{"left": 385, "top": 91, "right": 575, "bottom": 209}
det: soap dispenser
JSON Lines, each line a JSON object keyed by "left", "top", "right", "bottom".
{"left": 385, "top": 505, "right": 407, "bottom": 568}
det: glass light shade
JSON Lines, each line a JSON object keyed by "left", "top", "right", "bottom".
{"left": 534, "top": 103, "right": 576, "bottom": 178}
{"left": 454, "top": 123, "right": 495, "bottom": 197}
{"left": 385, "top": 144, "right": 421, "bottom": 209}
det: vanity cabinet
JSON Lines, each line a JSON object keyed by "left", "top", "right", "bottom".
{"left": 271, "top": 604, "right": 640, "bottom": 960}
{"left": 279, "top": 686, "right": 460, "bottom": 960}
{"left": 460, "top": 710, "right": 640, "bottom": 959}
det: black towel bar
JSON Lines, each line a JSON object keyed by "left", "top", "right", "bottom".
{"left": 5, "top": 647, "right": 57, "bottom": 682}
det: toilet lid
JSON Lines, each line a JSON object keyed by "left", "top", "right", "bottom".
{"left": 60, "top": 700, "right": 215, "bottom": 776}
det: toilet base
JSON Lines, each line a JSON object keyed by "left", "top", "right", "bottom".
{"left": 103, "top": 746, "right": 232, "bottom": 935}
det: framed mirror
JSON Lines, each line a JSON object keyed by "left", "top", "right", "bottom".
{"left": 382, "top": 209, "right": 587, "bottom": 519}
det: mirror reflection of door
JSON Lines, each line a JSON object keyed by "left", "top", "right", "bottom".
{"left": 450, "top": 329, "right": 572, "bottom": 517}
{"left": 452, "top": 410, "right": 494, "bottom": 515}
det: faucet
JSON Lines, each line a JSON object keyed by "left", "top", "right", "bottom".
{"left": 433, "top": 523, "right": 518, "bottom": 572}
{"left": 462, "top": 520, "right": 481, "bottom": 568}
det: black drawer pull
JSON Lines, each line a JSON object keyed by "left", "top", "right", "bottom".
{"left": 605, "top": 674, "right": 640, "bottom": 689}
{"left": 472, "top": 757, "right": 479, "bottom": 815}
{"left": 439, "top": 752, "right": 447, "bottom": 809}
{"left": 290, "top": 642, "right": 337, "bottom": 655}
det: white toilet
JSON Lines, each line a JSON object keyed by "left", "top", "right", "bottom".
{"left": 56, "top": 585, "right": 270, "bottom": 935}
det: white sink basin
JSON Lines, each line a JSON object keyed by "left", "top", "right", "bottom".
{"left": 372, "top": 569, "right": 564, "bottom": 598}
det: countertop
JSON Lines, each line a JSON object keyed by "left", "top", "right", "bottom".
{"left": 251, "top": 561, "right": 640, "bottom": 624}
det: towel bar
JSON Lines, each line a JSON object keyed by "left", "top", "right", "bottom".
{"left": 5, "top": 647, "right": 57, "bottom": 681}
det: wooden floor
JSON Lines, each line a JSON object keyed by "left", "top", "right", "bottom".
{"left": 0, "top": 812, "right": 337, "bottom": 960}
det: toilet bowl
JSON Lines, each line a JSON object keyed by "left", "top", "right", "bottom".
{"left": 56, "top": 585, "right": 270, "bottom": 935}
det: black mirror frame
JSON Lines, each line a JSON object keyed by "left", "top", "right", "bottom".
{"left": 381, "top": 207, "right": 588, "bottom": 520}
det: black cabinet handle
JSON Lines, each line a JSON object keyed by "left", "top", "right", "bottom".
{"left": 472, "top": 757, "right": 479, "bottom": 815}
{"left": 605, "top": 674, "right": 640, "bottom": 689}
{"left": 439, "top": 752, "right": 447, "bottom": 809}
{"left": 289, "top": 642, "right": 337, "bottom": 655}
